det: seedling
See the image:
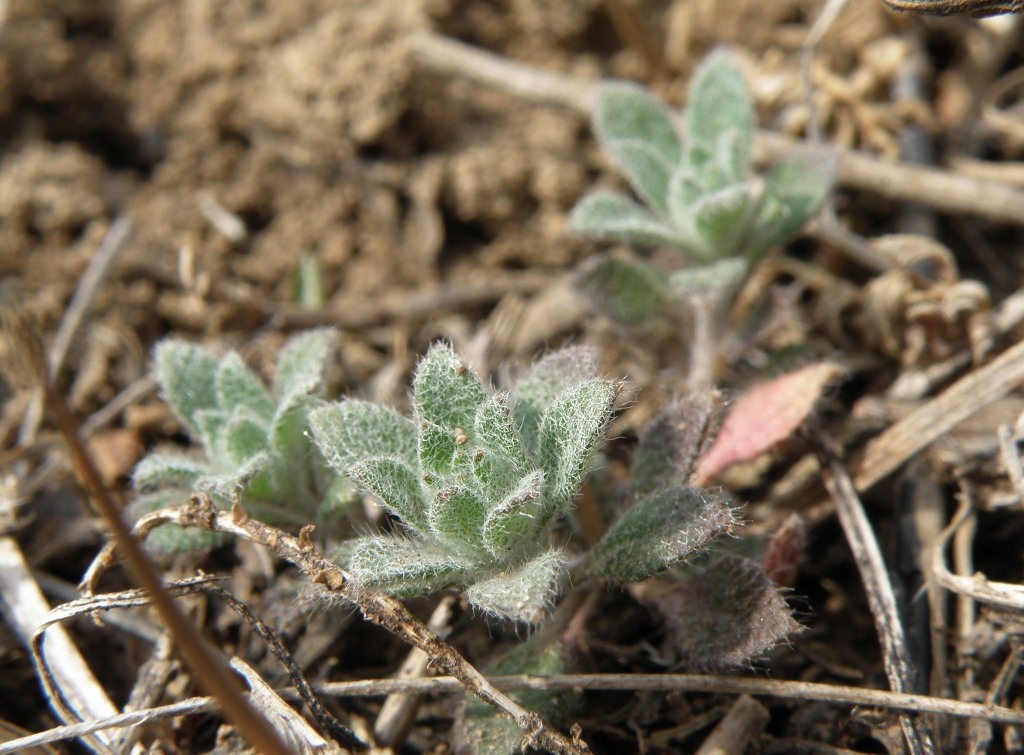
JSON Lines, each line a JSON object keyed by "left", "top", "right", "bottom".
{"left": 310, "top": 343, "right": 616, "bottom": 623}
{"left": 131, "top": 329, "right": 349, "bottom": 551}
{"left": 311, "top": 343, "right": 741, "bottom": 626}
{"left": 569, "top": 48, "right": 836, "bottom": 384}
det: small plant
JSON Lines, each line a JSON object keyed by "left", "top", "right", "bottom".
{"left": 310, "top": 343, "right": 618, "bottom": 624}
{"left": 311, "top": 343, "right": 743, "bottom": 627}
{"left": 570, "top": 47, "right": 835, "bottom": 290}
{"left": 568, "top": 48, "right": 836, "bottom": 386}
{"left": 131, "top": 329, "right": 349, "bottom": 551}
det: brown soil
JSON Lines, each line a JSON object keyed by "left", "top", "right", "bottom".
{"left": 4, "top": 0, "right": 1024, "bottom": 753}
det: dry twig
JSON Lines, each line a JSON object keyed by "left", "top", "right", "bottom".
{"left": 817, "top": 435, "right": 937, "bottom": 755}
{"left": 85, "top": 497, "right": 590, "bottom": 755}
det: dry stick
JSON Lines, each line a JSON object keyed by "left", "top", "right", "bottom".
{"left": 373, "top": 596, "right": 457, "bottom": 747}
{"left": 150, "top": 498, "right": 589, "bottom": 755}
{"left": 817, "top": 439, "right": 937, "bottom": 755}
{"left": 48, "top": 217, "right": 132, "bottom": 377}
{"left": 262, "top": 269, "right": 551, "bottom": 331}
{"left": 931, "top": 493, "right": 1024, "bottom": 612}
{"left": 410, "top": 32, "right": 1024, "bottom": 228}
{"left": 694, "top": 694, "right": 770, "bottom": 755}
{"left": 8, "top": 671, "right": 1024, "bottom": 755}
{"left": 853, "top": 337, "right": 1024, "bottom": 492}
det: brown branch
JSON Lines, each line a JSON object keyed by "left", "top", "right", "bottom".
{"left": 817, "top": 435, "right": 936, "bottom": 755}
{"left": 135, "top": 498, "right": 590, "bottom": 755}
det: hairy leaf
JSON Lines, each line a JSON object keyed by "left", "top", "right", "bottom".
{"left": 155, "top": 341, "right": 219, "bottom": 437}
{"left": 537, "top": 378, "right": 617, "bottom": 516}
{"left": 684, "top": 48, "right": 754, "bottom": 175}
{"left": 575, "top": 255, "right": 677, "bottom": 327}
{"left": 310, "top": 400, "right": 418, "bottom": 473}
{"left": 465, "top": 548, "right": 564, "bottom": 624}
{"left": 690, "top": 183, "right": 758, "bottom": 259}
{"left": 569, "top": 192, "right": 682, "bottom": 248}
{"left": 132, "top": 453, "right": 209, "bottom": 490}
{"left": 274, "top": 328, "right": 334, "bottom": 402}
{"left": 413, "top": 343, "right": 488, "bottom": 431}
{"left": 471, "top": 394, "right": 529, "bottom": 501}
{"left": 480, "top": 470, "right": 546, "bottom": 558}
{"left": 589, "top": 486, "right": 737, "bottom": 583}
{"left": 750, "top": 149, "right": 837, "bottom": 259}
{"left": 215, "top": 351, "right": 274, "bottom": 422}
{"left": 224, "top": 406, "right": 270, "bottom": 465}
{"left": 635, "top": 556, "right": 800, "bottom": 669}
{"left": 595, "top": 82, "right": 682, "bottom": 213}
{"left": 512, "top": 346, "right": 599, "bottom": 455}
{"left": 429, "top": 486, "right": 488, "bottom": 553}
{"left": 631, "top": 393, "right": 723, "bottom": 496}
{"left": 345, "top": 535, "right": 473, "bottom": 597}
{"left": 348, "top": 456, "right": 428, "bottom": 532}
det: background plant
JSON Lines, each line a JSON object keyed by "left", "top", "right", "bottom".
{"left": 569, "top": 47, "right": 836, "bottom": 386}
{"left": 131, "top": 329, "right": 350, "bottom": 552}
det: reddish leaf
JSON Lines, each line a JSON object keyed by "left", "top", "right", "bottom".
{"left": 761, "top": 513, "right": 806, "bottom": 588}
{"left": 693, "top": 362, "right": 843, "bottom": 485}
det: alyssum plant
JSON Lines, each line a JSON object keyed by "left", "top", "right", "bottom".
{"left": 568, "top": 47, "right": 835, "bottom": 383}
{"left": 310, "top": 343, "right": 738, "bottom": 624}
{"left": 131, "top": 329, "right": 348, "bottom": 551}
{"left": 570, "top": 46, "right": 835, "bottom": 294}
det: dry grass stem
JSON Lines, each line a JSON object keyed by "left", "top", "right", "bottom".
{"left": 818, "top": 439, "right": 936, "bottom": 755}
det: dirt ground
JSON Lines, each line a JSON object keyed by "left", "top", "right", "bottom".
{"left": 4, "top": 0, "right": 1024, "bottom": 752}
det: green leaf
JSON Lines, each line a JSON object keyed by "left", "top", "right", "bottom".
{"left": 684, "top": 48, "right": 754, "bottom": 174}
{"left": 575, "top": 255, "right": 677, "bottom": 327}
{"left": 465, "top": 548, "right": 564, "bottom": 624}
{"left": 690, "top": 183, "right": 759, "bottom": 259}
{"left": 348, "top": 456, "right": 429, "bottom": 532}
{"left": 569, "top": 192, "right": 682, "bottom": 248}
{"left": 195, "top": 452, "right": 271, "bottom": 499}
{"left": 749, "top": 149, "right": 836, "bottom": 259}
{"left": 512, "top": 346, "right": 599, "bottom": 457}
{"left": 480, "top": 470, "right": 546, "bottom": 558}
{"left": 595, "top": 82, "right": 682, "bottom": 214}
{"left": 194, "top": 409, "right": 228, "bottom": 460}
{"left": 537, "top": 378, "right": 617, "bottom": 517}
{"left": 155, "top": 341, "right": 219, "bottom": 437}
{"left": 291, "top": 252, "right": 326, "bottom": 310}
{"left": 274, "top": 328, "right": 334, "bottom": 402}
{"left": 418, "top": 421, "right": 462, "bottom": 483}
{"left": 471, "top": 394, "right": 529, "bottom": 502}
{"left": 345, "top": 535, "right": 473, "bottom": 597}
{"left": 428, "top": 486, "right": 488, "bottom": 552}
{"left": 413, "top": 343, "right": 488, "bottom": 432}
{"left": 224, "top": 406, "right": 270, "bottom": 465}
{"left": 215, "top": 352, "right": 274, "bottom": 422}
{"left": 589, "top": 486, "right": 737, "bottom": 583}
{"left": 310, "top": 400, "right": 418, "bottom": 473}
{"left": 669, "top": 258, "right": 749, "bottom": 298}
{"left": 132, "top": 453, "right": 209, "bottom": 490}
